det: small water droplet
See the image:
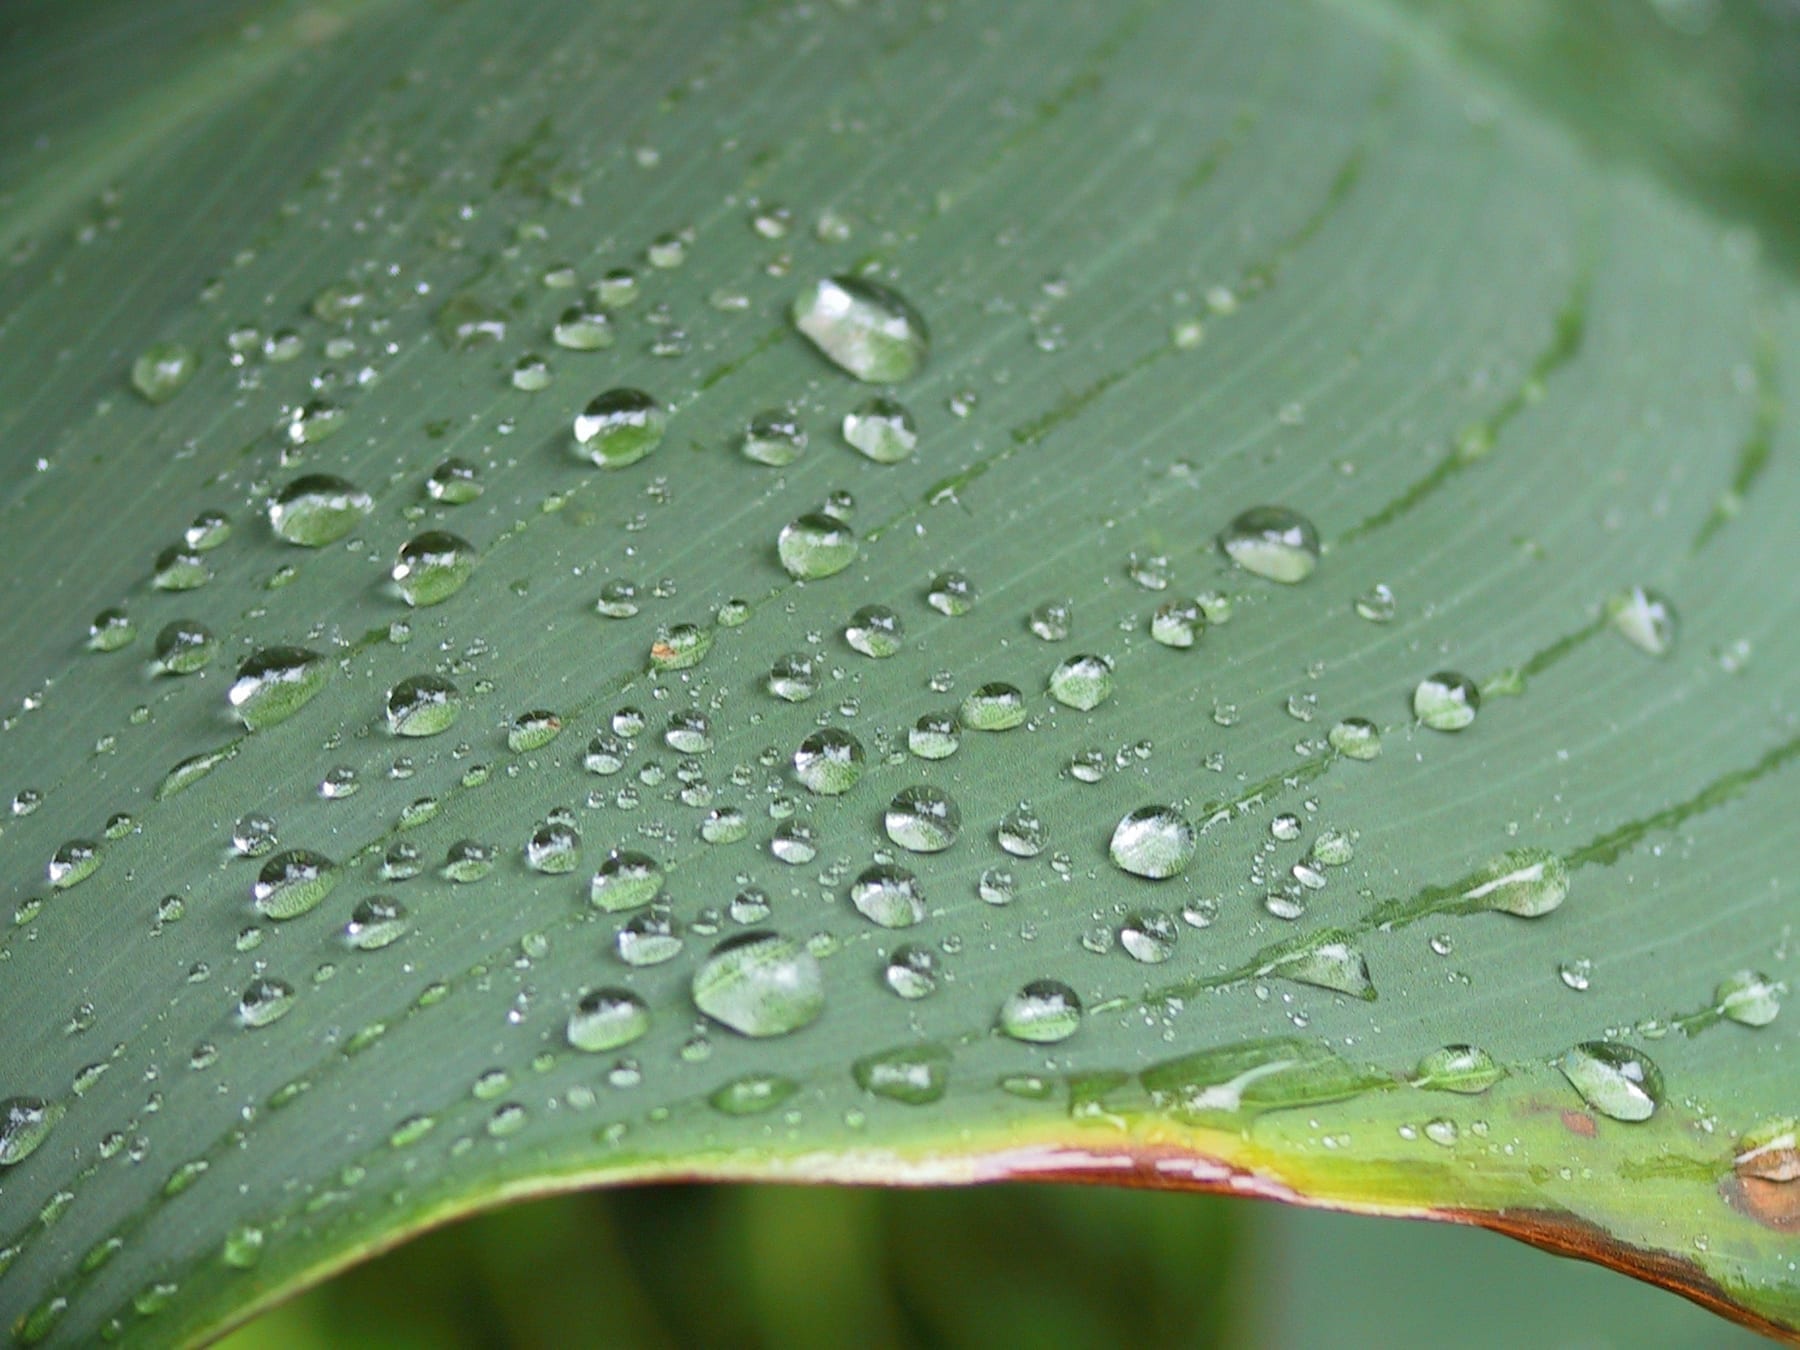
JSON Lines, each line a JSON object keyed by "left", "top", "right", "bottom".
{"left": 926, "top": 571, "right": 976, "bottom": 616}
{"left": 793, "top": 727, "right": 865, "bottom": 795}
{"left": 344, "top": 896, "right": 409, "bottom": 950}
{"left": 884, "top": 945, "right": 939, "bottom": 999}
{"left": 1412, "top": 1044, "right": 1503, "bottom": 1094}
{"left": 740, "top": 409, "right": 807, "bottom": 466}
{"left": 237, "top": 978, "right": 296, "bottom": 1028}
{"left": 1328, "top": 717, "right": 1382, "bottom": 760}
{"left": 844, "top": 604, "right": 904, "bottom": 658}
{"left": 961, "top": 682, "right": 1026, "bottom": 731}
{"left": 853, "top": 1044, "right": 951, "bottom": 1105}
{"left": 1717, "top": 970, "right": 1783, "bottom": 1027}
{"left": 251, "top": 849, "right": 338, "bottom": 920}
{"left": 0, "top": 1098, "right": 64, "bottom": 1166}
{"left": 1609, "top": 586, "right": 1678, "bottom": 656}
{"left": 842, "top": 397, "right": 918, "bottom": 463}
{"left": 1048, "top": 654, "right": 1114, "bottom": 711}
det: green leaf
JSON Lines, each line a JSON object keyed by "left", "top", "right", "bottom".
{"left": 2, "top": 0, "right": 1796, "bottom": 1343}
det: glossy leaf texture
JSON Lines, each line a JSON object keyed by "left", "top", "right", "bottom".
{"left": 1, "top": 0, "right": 1796, "bottom": 1343}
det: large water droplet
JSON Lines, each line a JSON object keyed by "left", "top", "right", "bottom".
{"left": 344, "top": 896, "right": 409, "bottom": 950}
{"left": 1717, "top": 970, "right": 1783, "bottom": 1027}
{"left": 1328, "top": 717, "right": 1382, "bottom": 760}
{"left": 961, "top": 682, "right": 1026, "bottom": 731}
{"left": 47, "top": 839, "right": 101, "bottom": 890}
{"left": 1459, "top": 848, "right": 1569, "bottom": 918}
{"left": 692, "top": 933, "right": 825, "bottom": 1037}
{"left": 1109, "top": 806, "right": 1195, "bottom": 879}
{"left": 573, "top": 389, "right": 666, "bottom": 467}
{"left": 844, "top": 605, "right": 904, "bottom": 658}
{"left": 0, "top": 1098, "right": 64, "bottom": 1166}
{"left": 1263, "top": 938, "right": 1375, "bottom": 999}
{"left": 229, "top": 647, "right": 328, "bottom": 730}
{"left": 268, "top": 474, "right": 372, "bottom": 547}
{"left": 237, "top": 978, "right": 296, "bottom": 1028}
{"left": 791, "top": 275, "right": 928, "bottom": 383}
{"left": 1558, "top": 1041, "right": 1662, "bottom": 1121}
{"left": 152, "top": 620, "right": 217, "bottom": 675}
{"left": 1218, "top": 506, "right": 1319, "bottom": 583}
{"left": 1413, "top": 672, "right": 1479, "bottom": 731}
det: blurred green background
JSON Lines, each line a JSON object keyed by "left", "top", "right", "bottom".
{"left": 219, "top": 1186, "right": 1764, "bottom": 1348}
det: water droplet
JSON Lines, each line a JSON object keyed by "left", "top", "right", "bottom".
{"left": 791, "top": 275, "right": 928, "bottom": 383}
{"left": 151, "top": 545, "right": 211, "bottom": 591}
{"left": 1412, "top": 1044, "right": 1503, "bottom": 1094}
{"left": 508, "top": 709, "right": 563, "bottom": 753}
{"left": 616, "top": 905, "right": 683, "bottom": 965}
{"left": 1120, "top": 910, "right": 1179, "bottom": 963}
{"left": 959, "top": 682, "right": 1025, "bottom": 731}
{"left": 767, "top": 653, "right": 819, "bottom": 702}
{"left": 280, "top": 399, "right": 345, "bottom": 446}
{"left": 1328, "top": 717, "right": 1382, "bottom": 760}
{"left": 1263, "top": 938, "right": 1375, "bottom": 999}
{"left": 650, "top": 624, "right": 712, "bottom": 671}
{"left": 1028, "top": 600, "right": 1072, "bottom": 642}
{"left": 1218, "top": 506, "right": 1319, "bottom": 583}
{"left": 268, "top": 474, "right": 372, "bottom": 547}
{"left": 86, "top": 608, "right": 134, "bottom": 652}
{"left": 1459, "top": 848, "right": 1569, "bottom": 918}
{"left": 854, "top": 1044, "right": 951, "bottom": 1105}
{"left": 580, "top": 847, "right": 660, "bottom": 911}
{"left": 997, "top": 804, "right": 1047, "bottom": 857}
{"left": 926, "top": 571, "right": 976, "bottom": 616}
{"left": 392, "top": 531, "right": 477, "bottom": 607}
{"left": 567, "top": 989, "right": 650, "bottom": 1052}
{"left": 709, "top": 1074, "right": 798, "bottom": 1116}
{"left": 442, "top": 840, "right": 496, "bottom": 883}
{"left": 386, "top": 674, "right": 461, "bottom": 737}
{"left": 1609, "top": 586, "right": 1678, "bottom": 656}
{"left": 231, "top": 814, "right": 278, "bottom": 858}
{"left": 777, "top": 512, "right": 858, "bottom": 579}
{"left": 793, "top": 728, "right": 865, "bottom": 795}
{"left": 511, "top": 354, "right": 552, "bottom": 391}
{"left": 237, "top": 978, "right": 296, "bottom": 1028}
{"left": 842, "top": 397, "right": 918, "bottom": 463}
{"left": 1558, "top": 1041, "right": 1663, "bottom": 1122}
{"left": 426, "top": 458, "right": 484, "bottom": 503}
{"left": 552, "top": 305, "right": 614, "bottom": 350}
{"left": 1109, "top": 806, "right": 1195, "bottom": 879}
{"left": 152, "top": 620, "right": 217, "bottom": 675}
{"left": 48, "top": 840, "right": 101, "bottom": 890}
{"left": 1413, "top": 672, "right": 1479, "bottom": 731}
{"left": 1048, "top": 654, "right": 1113, "bottom": 711}
{"left": 907, "top": 713, "right": 960, "bottom": 760}
{"left": 884, "top": 945, "right": 939, "bottom": 999}
{"left": 525, "top": 821, "right": 581, "bottom": 874}
{"left": 1354, "top": 583, "right": 1397, "bottom": 623}
{"left": 999, "top": 980, "right": 1082, "bottom": 1044}
{"left": 844, "top": 605, "right": 904, "bottom": 658}
{"left": 573, "top": 389, "right": 666, "bottom": 467}
{"left": 1717, "top": 970, "right": 1783, "bottom": 1027}
{"left": 222, "top": 1226, "right": 266, "bottom": 1270}
{"left": 741, "top": 409, "right": 807, "bottom": 466}
{"left": 850, "top": 864, "right": 925, "bottom": 928}
{"left": 252, "top": 849, "right": 338, "bottom": 920}
{"left": 692, "top": 933, "right": 825, "bottom": 1037}
{"left": 1149, "top": 600, "right": 1202, "bottom": 648}
{"left": 344, "top": 896, "right": 409, "bottom": 950}
{"left": 0, "top": 1098, "right": 64, "bottom": 1166}
{"left": 885, "top": 786, "right": 961, "bottom": 853}
{"left": 131, "top": 342, "right": 197, "bottom": 404}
